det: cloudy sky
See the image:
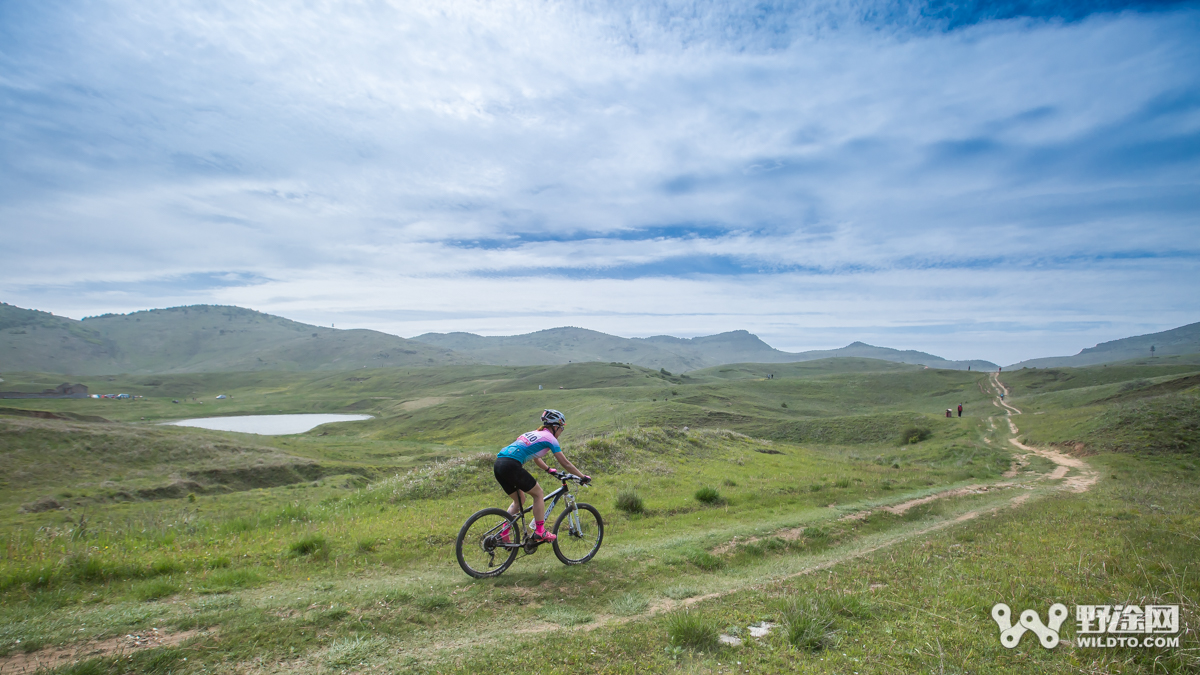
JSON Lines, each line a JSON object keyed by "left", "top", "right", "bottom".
{"left": 2, "top": 1, "right": 1198, "bottom": 365}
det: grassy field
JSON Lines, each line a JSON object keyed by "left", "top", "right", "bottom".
{"left": 0, "top": 357, "right": 1196, "bottom": 673}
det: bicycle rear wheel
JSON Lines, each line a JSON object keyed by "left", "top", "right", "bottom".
{"left": 456, "top": 507, "right": 519, "bottom": 578}
{"left": 552, "top": 502, "right": 603, "bottom": 565}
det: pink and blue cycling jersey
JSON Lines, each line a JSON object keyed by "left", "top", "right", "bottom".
{"left": 497, "top": 429, "right": 561, "bottom": 464}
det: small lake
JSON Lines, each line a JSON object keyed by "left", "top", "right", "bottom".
{"left": 164, "top": 414, "right": 373, "bottom": 435}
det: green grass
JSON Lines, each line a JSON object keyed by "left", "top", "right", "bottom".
{"left": 666, "top": 611, "right": 720, "bottom": 650}
{"left": 129, "top": 578, "right": 178, "bottom": 602}
{"left": 323, "top": 635, "right": 388, "bottom": 669}
{"left": 610, "top": 592, "right": 649, "bottom": 616}
{"left": 663, "top": 585, "right": 700, "bottom": 600}
{"left": 0, "top": 359, "right": 1195, "bottom": 673}
{"left": 781, "top": 591, "right": 874, "bottom": 652}
{"left": 538, "top": 604, "right": 594, "bottom": 626}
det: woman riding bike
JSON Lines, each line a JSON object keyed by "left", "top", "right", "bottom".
{"left": 493, "top": 409, "right": 589, "bottom": 543}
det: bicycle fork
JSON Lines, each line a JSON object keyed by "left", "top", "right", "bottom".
{"left": 562, "top": 493, "right": 583, "bottom": 538}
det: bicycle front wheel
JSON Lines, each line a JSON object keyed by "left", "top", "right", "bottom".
{"left": 456, "top": 507, "right": 519, "bottom": 578}
{"left": 552, "top": 502, "right": 603, "bottom": 565}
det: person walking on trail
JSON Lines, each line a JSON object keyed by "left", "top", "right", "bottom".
{"left": 492, "top": 409, "right": 589, "bottom": 544}
{"left": 957, "top": 403, "right": 963, "bottom": 417}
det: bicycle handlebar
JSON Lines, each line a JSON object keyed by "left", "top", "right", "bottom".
{"left": 549, "top": 470, "right": 591, "bottom": 485}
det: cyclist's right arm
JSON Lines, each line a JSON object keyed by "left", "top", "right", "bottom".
{"left": 551, "top": 453, "right": 588, "bottom": 482}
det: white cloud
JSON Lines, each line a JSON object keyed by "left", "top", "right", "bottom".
{"left": 1, "top": 1, "right": 1198, "bottom": 364}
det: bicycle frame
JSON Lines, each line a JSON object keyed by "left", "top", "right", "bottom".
{"left": 502, "top": 481, "right": 580, "bottom": 551}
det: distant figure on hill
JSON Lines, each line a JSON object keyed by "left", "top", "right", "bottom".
{"left": 492, "top": 409, "right": 589, "bottom": 545}
{"left": 946, "top": 408, "right": 952, "bottom": 418}
{"left": 957, "top": 403, "right": 963, "bottom": 417}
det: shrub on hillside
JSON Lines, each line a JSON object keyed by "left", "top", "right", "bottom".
{"left": 685, "top": 549, "right": 724, "bottom": 571}
{"left": 288, "top": 534, "right": 329, "bottom": 559}
{"left": 614, "top": 489, "right": 645, "bottom": 514}
{"left": 898, "top": 426, "right": 932, "bottom": 445}
{"left": 694, "top": 487, "right": 723, "bottom": 505}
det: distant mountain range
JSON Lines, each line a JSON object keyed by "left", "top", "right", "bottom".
{"left": 1008, "top": 321, "right": 1200, "bottom": 369}
{"left": 411, "top": 329, "right": 997, "bottom": 372}
{"left": 2, "top": 301, "right": 1195, "bottom": 375}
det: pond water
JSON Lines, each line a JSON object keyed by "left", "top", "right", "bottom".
{"left": 163, "top": 413, "right": 373, "bottom": 435}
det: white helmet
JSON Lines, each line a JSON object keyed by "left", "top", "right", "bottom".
{"left": 541, "top": 409, "right": 566, "bottom": 427}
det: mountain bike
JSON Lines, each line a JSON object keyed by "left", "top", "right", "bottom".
{"left": 455, "top": 472, "right": 603, "bottom": 578}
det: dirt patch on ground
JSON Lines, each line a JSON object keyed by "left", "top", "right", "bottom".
{"left": 882, "top": 484, "right": 1013, "bottom": 515}
{"left": 1047, "top": 465, "right": 1070, "bottom": 480}
{"left": 1002, "top": 454, "right": 1030, "bottom": 478}
{"left": 0, "top": 628, "right": 204, "bottom": 673}
{"left": 1008, "top": 437, "right": 1098, "bottom": 493}
{"left": 399, "top": 397, "right": 448, "bottom": 412}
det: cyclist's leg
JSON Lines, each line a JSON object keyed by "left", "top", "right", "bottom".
{"left": 524, "top": 484, "right": 556, "bottom": 540}
{"left": 526, "top": 483, "right": 546, "bottom": 523}
{"left": 495, "top": 458, "right": 529, "bottom": 542}
{"left": 495, "top": 458, "right": 552, "bottom": 540}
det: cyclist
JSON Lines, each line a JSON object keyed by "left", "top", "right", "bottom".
{"left": 493, "top": 409, "right": 589, "bottom": 543}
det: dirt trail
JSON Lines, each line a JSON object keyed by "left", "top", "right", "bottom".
{"left": 1008, "top": 436, "right": 1098, "bottom": 493}
{"left": 398, "top": 396, "right": 448, "bottom": 411}
{"left": 990, "top": 372, "right": 1023, "bottom": 415}
{"left": 0, "top": 629, "right": 203, "bottom": 674}
{"left": 987, "top": 371, "right": 1098, "bottom": 493}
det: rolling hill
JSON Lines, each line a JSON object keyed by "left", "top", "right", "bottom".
{"left": 1007, "top": 321, "right": 1200, "bottom": 369}
{"left": 0, "top": 303, "right": 472, "bottom": 375}
{"left": 410, "top": 327, "right": 711, "bottom": 372}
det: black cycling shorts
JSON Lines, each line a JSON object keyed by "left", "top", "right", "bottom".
{"left": 494, "top": 456, "right": 537, "bottom": 495}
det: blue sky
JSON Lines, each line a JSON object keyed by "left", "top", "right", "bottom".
{"left": 1, "top": 0, "right": 1198, "bottom": 365}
